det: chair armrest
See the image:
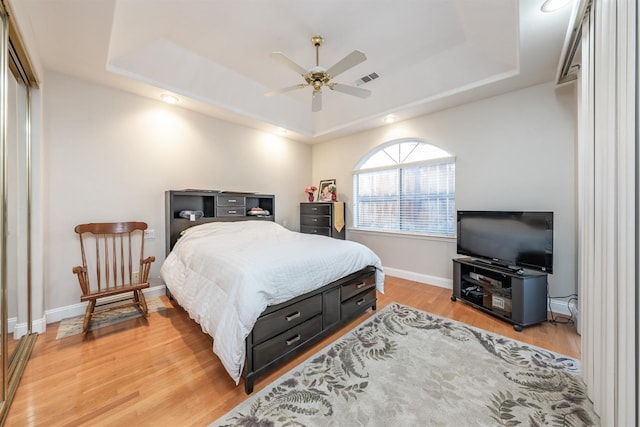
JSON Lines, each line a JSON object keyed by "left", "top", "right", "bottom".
{"left": 140, "top": 256, "right": 156, "bottom": 283}
{"left": 72, "top": 266, "right": 89, "bottom": 296}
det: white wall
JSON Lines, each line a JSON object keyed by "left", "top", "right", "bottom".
{"left": 312, "top": 82, "right": 578, "bottom": 299}
{"left": 43, "top": 71, "right": 312, "bottom": 312}
{"left": 40, "top": 73, "right": 577, "bottom": 316}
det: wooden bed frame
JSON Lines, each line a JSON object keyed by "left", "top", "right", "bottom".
{"left": 165, "top": 190, "right": 377, "bottom": 393}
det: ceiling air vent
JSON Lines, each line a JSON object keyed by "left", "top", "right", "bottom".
{"left": 354, "top": 72, "right": 379, "bottom": 86}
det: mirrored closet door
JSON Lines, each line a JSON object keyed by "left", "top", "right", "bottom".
{"left": 0, "top": 3, "right": 38, "bottom": 423}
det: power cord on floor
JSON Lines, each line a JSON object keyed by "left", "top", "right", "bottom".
{"left": 547, "top": 293, "right": 577, "bottom": 325}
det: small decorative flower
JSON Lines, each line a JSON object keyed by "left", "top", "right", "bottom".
{"left": 304, "top": 185, "right": 317, "bottom": 195}
{"left": 327, "top": 184, "right": 336, "bottom": 194}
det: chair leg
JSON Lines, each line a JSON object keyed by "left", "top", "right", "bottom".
{"left": 83, "top": 300, "right": 96, "bottom": 333}
{"left": 137, "top": 290, "right": 148, "bottom": 315}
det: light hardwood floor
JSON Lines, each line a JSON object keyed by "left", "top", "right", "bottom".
{"left": 6, "top": 276, "right": 579, "bottom": 426}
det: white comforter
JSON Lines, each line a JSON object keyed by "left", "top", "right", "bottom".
{"left": 160, "top": 220, "right": 384, "bottom": 384}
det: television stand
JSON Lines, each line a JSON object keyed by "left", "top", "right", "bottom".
{"left": 452, "top": 258, "right": 548, "bottom": 331}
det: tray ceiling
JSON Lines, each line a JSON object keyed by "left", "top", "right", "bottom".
{"left": 9, "top": 0, "right": 572, "bottom": 143}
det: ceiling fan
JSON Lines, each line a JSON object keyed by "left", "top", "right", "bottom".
{"left": 265, "top": 35, "right": 371, "bottom": 112}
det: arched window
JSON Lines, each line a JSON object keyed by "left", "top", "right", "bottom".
{"left": 352, "top": 138, "right": 455, "bottom": 236}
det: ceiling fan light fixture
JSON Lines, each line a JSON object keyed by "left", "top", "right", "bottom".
{"left": 160, "top": 94, "right": 179, "bottom": 104}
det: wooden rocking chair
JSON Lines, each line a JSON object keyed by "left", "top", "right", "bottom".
{"left": 72, "top": 222, "right": 155, "bottom": 333}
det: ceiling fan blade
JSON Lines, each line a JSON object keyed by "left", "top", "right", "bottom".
{"left": 312, "top": 91, "right": 322, "bottom": 112}
{"left": 271, "top": 52, "right": 308, "bottom": 76}
{"left": 330, "top": 83, "right": 371, "bottom": 98}
{"left": 265, "top": 84, "right": 306, "bottom": 97}
{"left": 326, "top": 50, "right": 367, "bottom": 78}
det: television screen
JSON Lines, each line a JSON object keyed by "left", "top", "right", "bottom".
{"left": 456, "top": 211, "right": 553, "bottom": 273}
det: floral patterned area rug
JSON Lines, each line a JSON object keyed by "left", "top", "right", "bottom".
{"left": 55, "top": 297, "right": 167, "bottom": 339}
{"left": 210, "top": 303, "right": 599, "bottom": 427}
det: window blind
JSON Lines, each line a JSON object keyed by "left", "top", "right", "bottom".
{"left": 354, "top": 160, "right": 455, "bottom": 236}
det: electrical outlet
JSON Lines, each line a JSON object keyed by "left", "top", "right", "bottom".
{"left": 144, "top": 229, "right": 155, "bottom": 239}
{"left": 132, "top": 271, "right": 140, "bottom": 283}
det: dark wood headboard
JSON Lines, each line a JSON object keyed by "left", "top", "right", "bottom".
{"left": 165, "top": 190, "right": 275, "bottom": 254}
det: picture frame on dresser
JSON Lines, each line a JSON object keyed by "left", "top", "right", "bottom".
{"left": 317, "top": 179, "right": 336, "bottom": 202}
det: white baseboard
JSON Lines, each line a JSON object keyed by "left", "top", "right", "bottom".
{"left": 45, "top": 284, "right": 167, "bottom": 324}
{"left": 383, "top": 267, "right": 452, "bottom": 289}
{"left": 10, "top": 278, "right": 575, "bottom": 337}
{"left": 11, "top": 285, "right": 168, "bottom": 337}
{"left": 11, "top": 317, "right": 47, "bottom": 339}
{"left": 548, "top": 298, "right": 576, "bottom": 318}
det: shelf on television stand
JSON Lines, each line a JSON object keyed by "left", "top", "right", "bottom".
{"left": 466, "top": 259, "right": 527, "bottom": 275}
{"left": 452, "top": 258, "right": 548, "bottom": 331}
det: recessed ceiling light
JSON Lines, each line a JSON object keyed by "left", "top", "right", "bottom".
{"left": 383, "top": 115, "right": 396, "bottom": 124}
{"left": 160, "top": 94, "right": 179, "bottom": 104}
{"left": 276, "top": 128, "right": 288, "bottom": 136}
{"left": 541, "top": 0, "right": 573, "bottom": 12}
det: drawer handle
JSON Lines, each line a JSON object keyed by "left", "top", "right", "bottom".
{"left": 356, "top": 298, "right": 366, "bottom": 306}
{"left": 312, "top": 218, "right": 318, "bottom": 222}
{"left": 286, "top": 334, "right": 301, "bottom": 346}
{"left": 356, "top": 282, "right": 366, "bottom": 289}
{"left": 311, "top": 207, "right": 318, "bottom": 211}
{"left": 228, "top": 210, "right": 237, "bottom": 214}
{"left": 228, "top": 199, "right": 236, "bottom": 203}
{"left": 285, "top": 311, "right": 301, "bottom": 321}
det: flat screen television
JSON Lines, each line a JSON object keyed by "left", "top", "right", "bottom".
{"left": 456, "top": 211, "right": 553, "bottom": 273}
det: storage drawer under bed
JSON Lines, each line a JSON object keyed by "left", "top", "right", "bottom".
{"left": 252, "top": 294, "right": 322, "bottom": 344}
{"left": 341, "top": 272, "right": 375, "bottom": 302}
{"left": 341, "top": 288, "right": 376, "bottom": 320}
{"left": 252, "top": 315, "right": 323, "bottom": 370}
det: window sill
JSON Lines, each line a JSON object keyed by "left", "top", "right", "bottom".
{"left": 348, "top": 227, "right": 456, "bottom": 243}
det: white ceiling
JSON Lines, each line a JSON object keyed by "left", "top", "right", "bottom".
{"left": 9, "top": 0, "right": 573, "bottom": 144}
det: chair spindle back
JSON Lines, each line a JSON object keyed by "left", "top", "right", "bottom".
{"left": 75, "top": 222, "right": 149, "bottom": 294}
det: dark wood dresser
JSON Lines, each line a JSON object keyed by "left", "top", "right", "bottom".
{"left": 300, "top": 202, "right": 345, "bottom": 239}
